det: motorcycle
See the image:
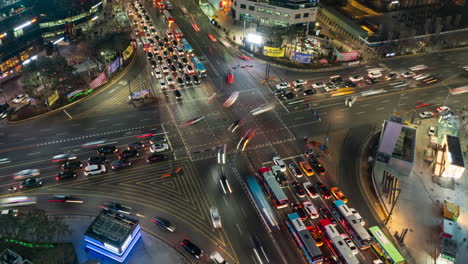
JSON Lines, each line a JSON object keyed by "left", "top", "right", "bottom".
{"left": 8, "top": 186, "right": 18, "bottom": 193}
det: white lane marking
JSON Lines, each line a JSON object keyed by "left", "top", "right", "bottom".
{"left": 376, "top": 107, "right": 385, "bottom": 111}
{"left": 437, "top": 90, "right": 445, "bottom": 93}
{"left": 24, "top": 138, "right": 37, "bottom": 141}
{"left": 382, "top": 100, "right": 390, "bottom": 103}
{"left": 71, "top": 123, "right": 80, "bottom": 126}
{"left": 235, "top": 223, "right": 243, "bottom": 235}
{"left": 26, "top": 152, "right": 41, "bottom": 156}
{"left": 356, "top": 111, "right": 365, "bottom": 115}
{"left": 294, "top": 117, "right": 304, "bottom": 120}
{"left": 240, "top": 207, "right": 247, "bottom": 217}
{"left": 56, "top": 132, "right": 67, "bottom": 136}
{"left": 140, "top": 118, "right": 152, "bottom": 122}
{"left": 453, "top": 100, "right": 460, "bottom": 103}
{"left": 361, "top": 104, "right": 369, "bottom": 107}
{"left": 260, "top": 247, "right": 270, "bottom": 263}
{"left": 108, "top": 89, "right": 116, "bottom": 93}
{"left": 84, "top": 127, "right": 96, "bottom": 130}
{"left": 63, "top": 110, "right": 73, "bottom": 119}
{"left": 113, "top": 123, "right": 124, "bottom": 126}
{"left": 96, "top": 119, "right": 110, "bottom": 122}
{"left": 39, "top": 128, "right": 52, "bottom": 132}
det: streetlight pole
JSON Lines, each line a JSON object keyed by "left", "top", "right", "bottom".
{"left": 441, "top": 73, "right": 461, "bottom": 106}
{"left": 385, "top": 188, "right": 401, "bottom": 225}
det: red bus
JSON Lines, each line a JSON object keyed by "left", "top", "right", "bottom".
{"left": 163, "top": 10, "right": 174, "bottom": 23}
{"left": 170, "top": 23, "right": 183, "bottom": 39}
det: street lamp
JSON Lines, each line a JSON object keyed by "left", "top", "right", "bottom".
{"left": 441, "top": 73, "right": 461, "bottom": 106}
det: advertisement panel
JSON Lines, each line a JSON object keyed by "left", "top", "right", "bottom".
{"left": 47, "top": 90, "right": 59, "bottom": 107}
{"left": 263, "top": 46, "right": 285, "bottom": 57}
{"left": 292, "top": 52, "right": 312, "bottom": 64}
{"left": 89, "top": 72, "right": 107, "bottom": 90}
{"left": 123, "top": 45, "right": 134, "bottom": 60}
{"left": 108, "top": 57, "right": 121, "bottom": 76}
{"left": 129, "top": 89, "right": 150, "bottom": 100}
{"left": 334, "top": 49, "right": 360, "bottom": 62}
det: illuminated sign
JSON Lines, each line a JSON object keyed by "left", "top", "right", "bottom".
{"left": 92, "top": 1, "right": 103, "bottom": 9}
{"left": 14, "top": 18, "right": 37, "bottom": 31}
{"left": 0, "top": 33, "right": 6, "bottom": 38}
{"left": 104, "top": 243, "right": 119, "bottom": 253}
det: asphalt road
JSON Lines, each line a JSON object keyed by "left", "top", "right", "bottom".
{"left": 0, "top": 0, "right": 468, "bottom": 263}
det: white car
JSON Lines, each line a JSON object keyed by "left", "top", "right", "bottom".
{"left": 401, "top": 71, "right": 415, "bottom": 78}
{"left": 303, "top": 201, "right": 318, "bottom": 219}
{"left": 419, "top": 111, "right": 434, "bottom": 119}
{"left": 409, "top": 64, "right": 428, "bottom": 71}
{"left": 324, "top": 86, "right": 338, "bottom": 92}
{"left": 13, "top": 94, "right": 27, "bottom": 103}
{"left": 210, "top": 251, "right": 226, "bottom": 264}
{"left": 341, "top": 234, "right": 358, "bottom": 255}
{"left": 150, "top": 143, "right": 169, "bottom": 153}
{"left": 275, "top": 82, "right": 290, "bottom": 90}
{"left": 272, "top": 157, "right": 286, "bottom": 172}
{"left": 166, "top": 76, "right": 174, "bottom": 85}
{"left": 84, "top": 165, "right": 106, "bottom": 176}
{"left": 367, "top": 71, "right": 382, "bottom": 78}
{"left": 250, "top": 104, "right": 274, "bottom": 115}
{"left": 303, "top": 182, "right": 318, "bottom": 198}
{"left": 428, "top": 126, "right": 436, "bottom": 136}
{"left": 312, "top": 82, "right": 327, "bottom": 89}
{"left": 349, "top": 208, "right": 365, "bottom": 225}
{"left": 13, "top": 169, "right": 40, "bottom": 180}
{"left": 292, "top": 79, "right": 307, "bottom": 87}
{"left": 436, "top": 106, "right": 451, "bottom": 113}
{"left": 162, "top": 66, "right": 169, "bottom": 74}
{"left": 210, "top": 207, "right": 222, "bottom": 228}
{"left": 154, "top": 68, "right": 162, "bottom": 78}
{"left": 159, "top": 79, "right": 168, "bottom": 90}
{"left": 349, "top": 76, "right": 363, "bottom": 82}
{"left": 414, "top": 73, "right": 430, "bottom": 80}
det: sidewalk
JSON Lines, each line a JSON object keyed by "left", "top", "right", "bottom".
{"left": 370, "top": 118, "right": 468, "bottom": 264}
{"left": 51, "top": 215, "right": 189, "bottom": 264}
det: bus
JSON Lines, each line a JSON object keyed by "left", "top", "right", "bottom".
{"left": 333, "top": 200, "right": 372, "bottom": 249}
{"left": 258, "top": 167, "right": 289, "bottom": 209}
{"left": 287, "top": 213, "right": 323, "bottom": 264}
{"left": 320, "top": 219, "right": 359, "bottom": 264}
{"left": 180, "top": 38, "right": 193, "bottom": 53}
{"left": 162, "top": 10, "right": 174, "bottom": 23}
{"left": 139, "top": 31, "right": 151, "bottom": 51}
{"left": 245, "top": 175, "right": 279, "bottom": 232}
{"left": 155, "top": 0, "right": 165, "bottom": 12}
{"left": 170, "top": 23, "right": 183, "bottom": 39}
{"left": 191, "top": 56, "right": 207, "bottom": 77}
{"left": 368, "top": 226, "right": 405, "bottom": 264}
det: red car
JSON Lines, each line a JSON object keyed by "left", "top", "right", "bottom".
{"left": 208, "top": 34, "right": 217, "bottom": 42}
{"left": 227, "top": 74, "right": 234, "bottom": 84}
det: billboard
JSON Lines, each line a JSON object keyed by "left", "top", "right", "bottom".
{"left": 129, "top": 89, "right": 150, "bottom": 100}
{"left": 47, "top": 90, "right": 59, "bottom": 107}
{"left": 108, "top": 57, "right": 121, "bottom": 76}
{"left": 292, "top": 52, "right": 312, "bottom": 64}
{"left": 90, "top": 72, "right": 107, "bottom": 89}
{"left": 263, "top": 46, "right": 285, "bottom": 57}
{"left": 334, "top": 49, "right": 360, "bottom": 62}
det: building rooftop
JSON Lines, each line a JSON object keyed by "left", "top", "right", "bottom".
{"left": 446, "top": 135, "right": 464, "bottom": 167}
{"left": 392, "top": 126, "right": 416, "bottom": 163}
{"left": 0, "top": 249, "right": 32, "bottom": 264}
{"left": 84, "top": 210, "right": 138, "bottom": 247}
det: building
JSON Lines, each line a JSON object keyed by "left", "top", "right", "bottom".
{"left": 230, "top": 0, "right": 319, "bottom": 29}
{"left": 0, "top": 249, "right": 32, "bottom": 264}
{"left": 377, "top": 115, "right": 416, "bottom": 176}
{"left": 434, "top": 135, "right": 465, "bottom": 179}
{"left": 362, "top": 0, "right": 457, "bottom": 11}
{"left": 84, "top": 209, "right": 141, "bottom": 263}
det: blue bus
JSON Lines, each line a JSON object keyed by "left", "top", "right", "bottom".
{"left": 191, "top": 56, "right": 206, "bottom": 77}
{"left": 287, "top": 213, "right": 323, "bottom": 264}
{"left": 246, "top": 175, "right": 279, "bottom": 231}
{"left": 180, "top": 38, "right": 193, "bottom": 53}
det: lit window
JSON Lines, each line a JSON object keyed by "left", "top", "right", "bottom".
{"left": 266, "top": 9, "right": 272, "bottom": 14}
{"left": 275, "top": 11, "right": 281, "bottom": 16}
{"left": 284, "top": 13, "right": 290, "bottom": 18}
{"left": 14, "top": 29, "right": 24, "bottom": 38}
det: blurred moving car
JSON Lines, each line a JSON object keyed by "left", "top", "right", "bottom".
{"left": 56, "top": 170, "right": 77, "bottom": 181}
{"left": 19, "top": 177, "right": 43, "bottom": 189}
{"left": 13, "top": 169, "right": 40, "bottom": 180}
{"left": 52, "top": 153, "right": 77, "bottom": 163}
{"left": 151, "top": 216, "right": 176, "bottom": 232}
{"left": 210, "top": 207, "right": 222, "bottom": 228}
{"left": 47, "top": 195, "right": 83, "bottom": 203}
{"left": 180, "top": 239, "right": 203, "bottom": 259}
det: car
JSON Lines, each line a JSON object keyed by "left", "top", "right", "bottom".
{"left": 428, "top": 126, "right": 436, "bottom": 136}
{"left": 312, "top": 82, "right": 327, "bottom": 89}
{"left": 192, "top": 75, "right": 200, "bottom": 84}
{"left": 12, "top": 94, "right": 27, "bottom": 103}
{"left": 292, "top": 181, "right": 306, "bottom": 198}
{"left": 162, "top": 51, "right": 169, "bottom": 59}
{"left": 291, "top": 202, "right": 308, "bottom": 220}
{"left": 174, "top": 89, "right": 182, "bottom": 99}
{"left": 299, "top": 161, "right": 314, "bottom": 176}
{"left": 319, "top": 207, "right": 337, "bottom": 225}
{"left": 310, "top": 158, "right": 326, "bottom": 175}
{"left": 56, "top": 170, "right": 77, "bottom": 181}
{"left": 176, "top": 46, "right": 185, "bottom": 56}
{"left": 1, "top": 209, "right": 18, "bottom": 217}
{"left": 343, "top": 81, "right": 356, "bottom": 87}
{"left": 210, "top": 207, "right": 222, "bottom": 228}
{"left": 180, "top": 239, "right": 203, "bottom": 259}
{"left": 166, "top": 76, "right": 174, "bottom": 85}
{"left": 275, "top": 82, "right": 290, "bottom": 90}
{"left": 419, "top": 111, "right": 435, "bottom": 119}
{"left": 220, "top": 175, "right": 233, "bottom": 194}
{"left": 315, "top": 181, "right": 331, "bottom": 199}
{"left": 97, "top": 145, "right": 118, "bottom": 155}
{"left": 151, "top": 216, "right": 176, "bottom": 232}
{"left": 341, "top": 234, "right": 359, "bottom": 255}
{"left": 88, "top": 156, "right": 108, "bottom": 165}
{"left": 303, "top": 201, "right": 319, "bottom": 219}
{"left": 282, "top": 92, "right": 295, "bottom": 100}
{"left": 177, "top": 62, "right": 184, "bottom": 72}
{"left": 272, "top": 157, "right": 286, "bottom": 172}
{"left": 210, "top": 252, "right": 226, "bottom": 264}
{"left": 156, "top": 55, "right": 163, "bottom": 62}
{"left": 47, "top": 195, "right": 83, "bottom": 203}
{"left": 159, "top": 79, "right": 168, "bottom": 90}
{"left": 168, "top": 47, "right": 175, "bottom": 54}
{"left": 154, "top": 68, "right": 162, "bottom": 78}
{"left": 177, "top": 77, "right": 184, "bottom": 86}
{"left": 128, "top": 142, "right": 145, "bottom": 150}
{"left": 13, "top": 169, "right": 40, "bottom": 180}
{"left": 368, "top": 71, "right": 382, "bottom": 78}
{"left": 172, "top": 54, "right": 179, "bottom": 62}
{"left": 147, "top": 153, "right": 166, "bottom": 163}
{"left": 227, "top": 74, "right": 234, "bottom": 84}
{"left": 436, "top": 106, "right": 451, "bottom": 114}
{"left": 366, "top": 77, "right": 378, "bottom": 84}
{"left": 303, "top": 182, "right": 319, "bottom": 198}
{"left": 292, "top": 79, "right": 307, "bottom": 87}
{"left": 170, "top": 65, "right": 177, "bottom": 73}
{"left": 330, "top": 187, "right": 348, "bottom": 203}
{"left": 162, "top": 66, "right": 169, "bottom": 74}
{"left": 111, "top": 159, "right": 132, "bottom": 170}
{"left": 186, "top": 65, "right": 194, "bottom": 74}
{"left": 19, "top": 177, "right": 43, "bottom": 189}
{"left": 184, "top": 74, "right": 192, "bottom": 85}
{"left": 61, "top": 160, "right": 83, "bottom": 170}
{"left": 181, "top": 57, "right": 188, "bottom": 65}
{"left": 119, "top": 149, "right": 139, "bottom": 159}
{"left": 150, "top": 135, "right": 167, "bottom": 144}
{"left": 84, "top": 164, "right": 107, "bottom": 175}
{"left": 287, "top": 163, "right": 303, "bottom": 178}
{"left": 329, "top": 76, "right": 343, "bottom": 85}
{"left": 208, "top": 34, "right": 217, "bottom": 42}
{"left": 101, "top": 202, "right": 132, "bottom": 214}
{"left": 349, "top": 76, "right": 363, "bottom": 82}
{"left": 402, "top": 71, "right": 415, "bottom": 78}
{"left": 386, "top": 73, "right": 398, "bottom": 80}
{"left": 51, "top": 153, "right": 77, "bottom": 163}
{"left": 166, "top": 58, "right": 173, "bottom": 65}
{"left": 147, "top": 52, "right": 154, "bottom": 60}
{"left": 303, "top": 89, "right": 316, "bottom": 95}
{"left": 150, "top": 143, "right": 169, "bottom": 153}
{"left": 0, "top": 107, "right": 15, "bottom": 118}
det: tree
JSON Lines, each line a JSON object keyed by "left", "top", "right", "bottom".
{"left": 24, "top": 0, "right": 100, "bottom": 20}
{"left": 87, "top": 32, "right": 131, "bottom": 62}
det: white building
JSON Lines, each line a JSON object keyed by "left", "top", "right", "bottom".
{"left": 230, "top": 0, "right": 318, "bottom": 28}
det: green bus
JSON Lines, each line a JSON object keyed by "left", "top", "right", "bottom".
{"left": 368, "top": 226, "right": 405, "bottom": 264}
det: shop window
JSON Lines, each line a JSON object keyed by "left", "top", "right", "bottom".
{"left": 303, "top": 13, "right": 309, "bottom": 18}
{"left": 295, "top": 14, "right": 301, "bottom": 19}
{"left": 249, "top": 6, "right": 254, "bottom": 10}
{"left": 240, "top": 4, "right": 246, "bottom": 9}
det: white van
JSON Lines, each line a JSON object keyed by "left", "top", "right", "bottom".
{"left": 210, "top": 251, "right": 227, "bottom": 264}
{"left": 210, "top": 207, "right": 222, "bottom": 228}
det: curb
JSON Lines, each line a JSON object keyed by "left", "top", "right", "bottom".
{"left": 7, "top": 45, "right": 139, "bottom": 124}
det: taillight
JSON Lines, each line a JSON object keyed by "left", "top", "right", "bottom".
{"left": 56, "top": 176, "right": 59, "bottom": 180}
